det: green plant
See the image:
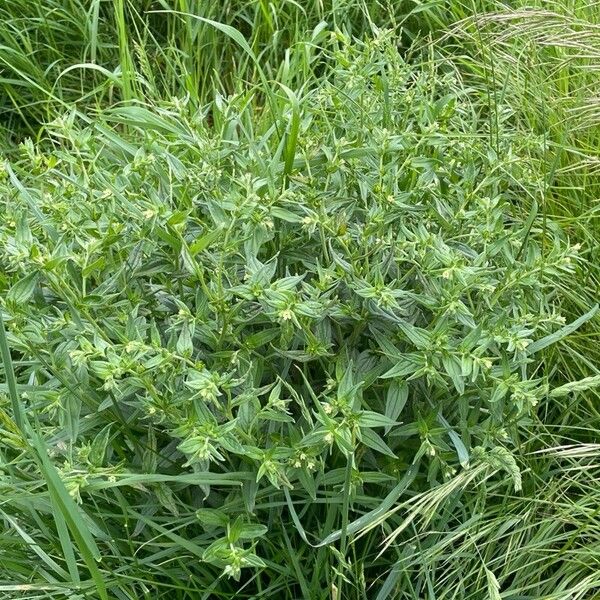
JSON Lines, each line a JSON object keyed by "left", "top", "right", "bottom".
{"left": 0, "top": 0, "right": 402, "bottom": 145}
{"left": 1, "top": 27, "right": 597, "bottom": 599}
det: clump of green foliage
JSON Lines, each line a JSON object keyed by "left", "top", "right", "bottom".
{"left": 1, "top": 29, "right": 596, "bottom": 599}
{"left": 0, "top": 0, "right": 398, "bottom": 141}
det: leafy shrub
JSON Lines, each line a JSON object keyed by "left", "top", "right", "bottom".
{"left": 0, "top": 32, "right": 588, "bottom": 596}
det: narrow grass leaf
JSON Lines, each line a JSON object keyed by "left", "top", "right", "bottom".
{"left": 527, "top": 305, "right": 598, "bottom": 355}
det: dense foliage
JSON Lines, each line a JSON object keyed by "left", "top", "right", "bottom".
{"left": 1, "top": 2, "right": 599, "bottom": 600}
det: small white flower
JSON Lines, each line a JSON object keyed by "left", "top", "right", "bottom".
{"left": 223, "top": 564, "right": 239, "bottom": 578}
{"left": 102, "top": 377, "right": 116, "bottom": 391}
{"left": 279, "top": 308, "right": 293, "bottom": 321}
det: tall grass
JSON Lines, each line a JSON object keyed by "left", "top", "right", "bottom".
{"left": 0, "top": 0, "right": 401, "bottom": 142}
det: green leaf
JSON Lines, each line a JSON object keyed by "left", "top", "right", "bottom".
{"left": 238, "top": 523, "right": 268, "bottom": 540}
{"left": 196, "top": 508, "right": 229, "bottom": 528}
{"left": 0, "top": 311, "right": 26, "bottom": 432}
{"left": 271, "top": 206, "right": 303, "bottom": 223}
{"left": 360, "top": 428, "right": 396, "bottom": 458}
{"left": 527, "top": 304, "right": 598, "bottom": 355}
{"left": 380, "top": 354, "right": 424, "bottom": 379}
{"left": 357, "top": 411, "right": 397, "bottom": 428}
{"left": 7, "top": 271, "right": 39, "bottom": 304}
{"left": 385, "top": 381, "right": 408, "bottom": 434}
{"left": 275, "top": 82, "right": 301, "bottom": 184}
{"left": 296, "top": 467, "right": 317, "bottom": 500}
{"left": 177, "top": 321, "right": 193, "bottom": 356}
{"left": 442, "top": 354, "right": 464, "bottom": 394}
{"left": 190, "top": 228, "right": 222, "bottom": 254}
{"left": 89, "top": 424, "right": 112, "bottom": 467}
{"left": 397, "top": 321, "right": 431, "bottom": 349}
{"left": 448, "top": 429, "right": 469, "bottom": 468}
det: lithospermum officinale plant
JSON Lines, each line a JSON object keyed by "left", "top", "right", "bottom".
{"left": 0, "top": 30, "right": 594, "bottom": 598}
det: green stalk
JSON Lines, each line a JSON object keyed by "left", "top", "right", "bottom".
{"left": 113, "top": 0, "right": 134, "bottom": 101}
{"left": 0, "top": 309, "right": 25, "bottom": 432}
{"left": 338, "top": 433, "right": 355, "bottom": 598}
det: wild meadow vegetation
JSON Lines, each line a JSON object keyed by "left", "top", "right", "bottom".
{"left": 0, "top": 2, "right": 599, "bottom": 599}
